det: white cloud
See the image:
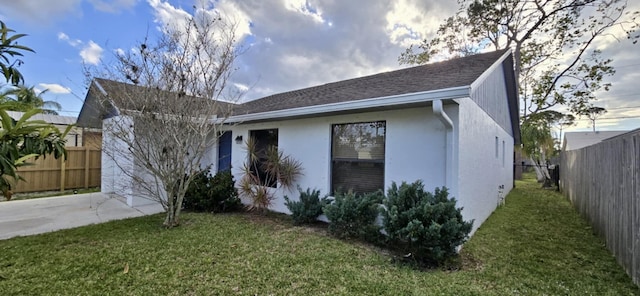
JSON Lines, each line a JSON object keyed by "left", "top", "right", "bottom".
{"left": 147, "top": 0, "right": 192, "bottom": 31}
{"left": 58, "top": 32, "right": 83, "bottom": 47}
{"left": 0, "top": 0, "right": 138, "bottom": 23}
{"left": 79, "top": 41, "right": 104, "bottom": 65}
{"left": 88, "top": 0, "right": 139, "bottom": 13}
{"left": 210, "top": 0, "right": 252, "bottom": 40}
{"left": 0, "top": 0, "right": 81, "bottom": 24}
{"left": 226, "top": 1, "right": 410, "bottom": 101}
{"left": 385, "top": 0, "right": 457, "bottom": 47}
{"left": 114, "top": 48, "right": 126, "bottom": 56}
{"left": 147, "top": 0, "right": 252, "bottom": 43}
{"left": 234, "top": 83, "right": 249, "bottom": 92}
{"left": 283, "top": 0, "right": 325, "bottom": 24}
{"left": 38, "top": 83, "right": 72, "bottom": 94}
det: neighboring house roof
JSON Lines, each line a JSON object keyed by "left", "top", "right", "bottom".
{"left": 6, "top": 110, "right": 76, "bottom": 126}
{"left": 563, "top": 130, "right": 629, "bottom": 151}
{"left": 77, "top": 49, "right": 520, "bottom": 144}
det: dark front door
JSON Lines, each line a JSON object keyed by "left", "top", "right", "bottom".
{"left": 217, "top": 131, "right": 232, "bottom": 172}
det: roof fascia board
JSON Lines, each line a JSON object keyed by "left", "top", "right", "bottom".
{"left": 93, "top": 79, "right": 122, "bottom": 117}
{"left": 220, "top": 86, "right": 470, "bottom": 124}
{"left": 469, "top": 50, "right": 512, "bottom": 90}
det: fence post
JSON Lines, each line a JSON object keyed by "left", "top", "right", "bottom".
{"left": 60, "top": 157, "right": 66, "bottom": 192}
{"left": 84, "top": 146, "right": 90, "bottom": 189}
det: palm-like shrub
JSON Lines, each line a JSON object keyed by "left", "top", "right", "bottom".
{"left": 238, "top": 137, "right": 303, "bottom": 212}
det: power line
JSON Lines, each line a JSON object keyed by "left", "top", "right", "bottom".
{"left": 573, "top": 115, "right": 640, "bottom": 121}
{"left": 605, "top": 105, "right": 640, "bottom": 110}
{"left": 613, "top": 63, "right": 640, "bottom": 69}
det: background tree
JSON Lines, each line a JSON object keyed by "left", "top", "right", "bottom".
{"left": 0, "top": 87, "right": 62, "bottom": 114}
{"left": 0, "top": 21, "right": 33, "bottom": 85}
{"left": 401, "top": 1, "right": 637, "bottom": 185}
{"left": 89, "top": 8, "right": 242, "bottom": 227}
{"left": 0, "top": 21, "right": 68, "bottom": 200}
{"left": 400, "top": 0, "right": 639, "bottom": 119}
{"left": 554, "top": 112, "right": 576, "bottom": 149}
{"left": 579, "top": 106, "right": 607, "bottom": 131}
{"left": 0, "top": 109, "right": 69, "bottom": 200}
{"left": 0, "top": 21, "right": 61, "bottom": 114}
{"left": 520, "top": 112, "right": 556, "bottom": 184}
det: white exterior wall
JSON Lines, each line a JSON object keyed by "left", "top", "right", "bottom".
{"left": 102, "top": 116, "right": 160, "bottom": 207}
{"left": 229, "top": 107, "right": 450, "bottom": 214}
{"left": 131, "top": 162, "right": 166, "bottom": 207}
{"left": 456, "top": 98, "right": 514, "bottom": 234}
{"left": 101, "top": 116, "right": 134, "bottom": 201}
{"left": 202, "top": 136, "right": 218, "bottom": 173}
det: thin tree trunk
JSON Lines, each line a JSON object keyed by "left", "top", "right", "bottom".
{"left": 164, "top": 191, "right": 176, "bottom": 227}
{"left": 530, "top": 156, "right": 545, "bottom": 181}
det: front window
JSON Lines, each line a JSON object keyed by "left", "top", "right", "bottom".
{"left": 331, "top": 121, "right": 386, "bottom": 195}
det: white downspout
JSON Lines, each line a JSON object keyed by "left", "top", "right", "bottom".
{"left": 433, "top": 100, "right": 454, "bottom": 190}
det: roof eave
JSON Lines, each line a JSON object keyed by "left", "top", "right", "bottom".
{"left": 220, "top": 86, "right": 470, "bottom": 124}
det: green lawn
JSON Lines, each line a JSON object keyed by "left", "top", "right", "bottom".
{"left": 1, "top": 175, "right": 638, "bottom": 295}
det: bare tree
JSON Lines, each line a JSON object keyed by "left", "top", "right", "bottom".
{"left": 400, "top": 0, "right": 639, "bottom": 119}
{"left": 89, "top": 9, "right": 242, "bottom": 227}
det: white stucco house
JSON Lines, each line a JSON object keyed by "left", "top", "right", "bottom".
{"left": 78, "top": 49, "right": 520, "bottom": 233}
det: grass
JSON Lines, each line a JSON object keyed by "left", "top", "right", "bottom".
{"left": 0, "top": 175, "right": 638, "bottom": 295}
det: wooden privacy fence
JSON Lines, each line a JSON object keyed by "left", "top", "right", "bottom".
{"left": 560, "top": 129, "right": 640, "bottom": 286}
{"left": 14, "top": 147, "right": 101, "bottom": 193}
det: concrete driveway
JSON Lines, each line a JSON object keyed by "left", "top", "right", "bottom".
{"left": 0, "top": 193, "right": 164, "bottom": 240}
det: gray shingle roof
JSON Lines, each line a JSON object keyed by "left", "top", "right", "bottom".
{"left": 78, "top": 50, "right": 514, "bottom": 130}
{"left": 92, "top": 78, "right": 238, "bottom": 113}
{"left": 77, "top": 78, "right": 238, "bottom": 128}
{"left": 6, "top": 111, "right": 76, "bottom": 125}
{"left": 237, "top": 49, "right": 508, "bottom": 114}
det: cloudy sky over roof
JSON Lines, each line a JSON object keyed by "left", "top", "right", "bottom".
{"left": 0, "top": 0, "right": 638, "bottom": 132}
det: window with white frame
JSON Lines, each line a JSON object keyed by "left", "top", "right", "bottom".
{"left": 331, "top": 121, "right": 385, "bottom": 195}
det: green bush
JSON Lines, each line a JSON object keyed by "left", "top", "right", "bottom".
{"left": 183, "top": 169, "right": 242, "bottom": 213}
{"left": 323, "top": 191, "right": 383, "bottom": 243}
{"left": 381, "top": 180, "right": 473, "bottom": 265}
{"left": 284, "top": 187, "right": 329, "bottom": 225}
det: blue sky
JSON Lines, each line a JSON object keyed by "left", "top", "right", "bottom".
{"left": 0, "top": 0, "right": 638, "bottom": 133}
